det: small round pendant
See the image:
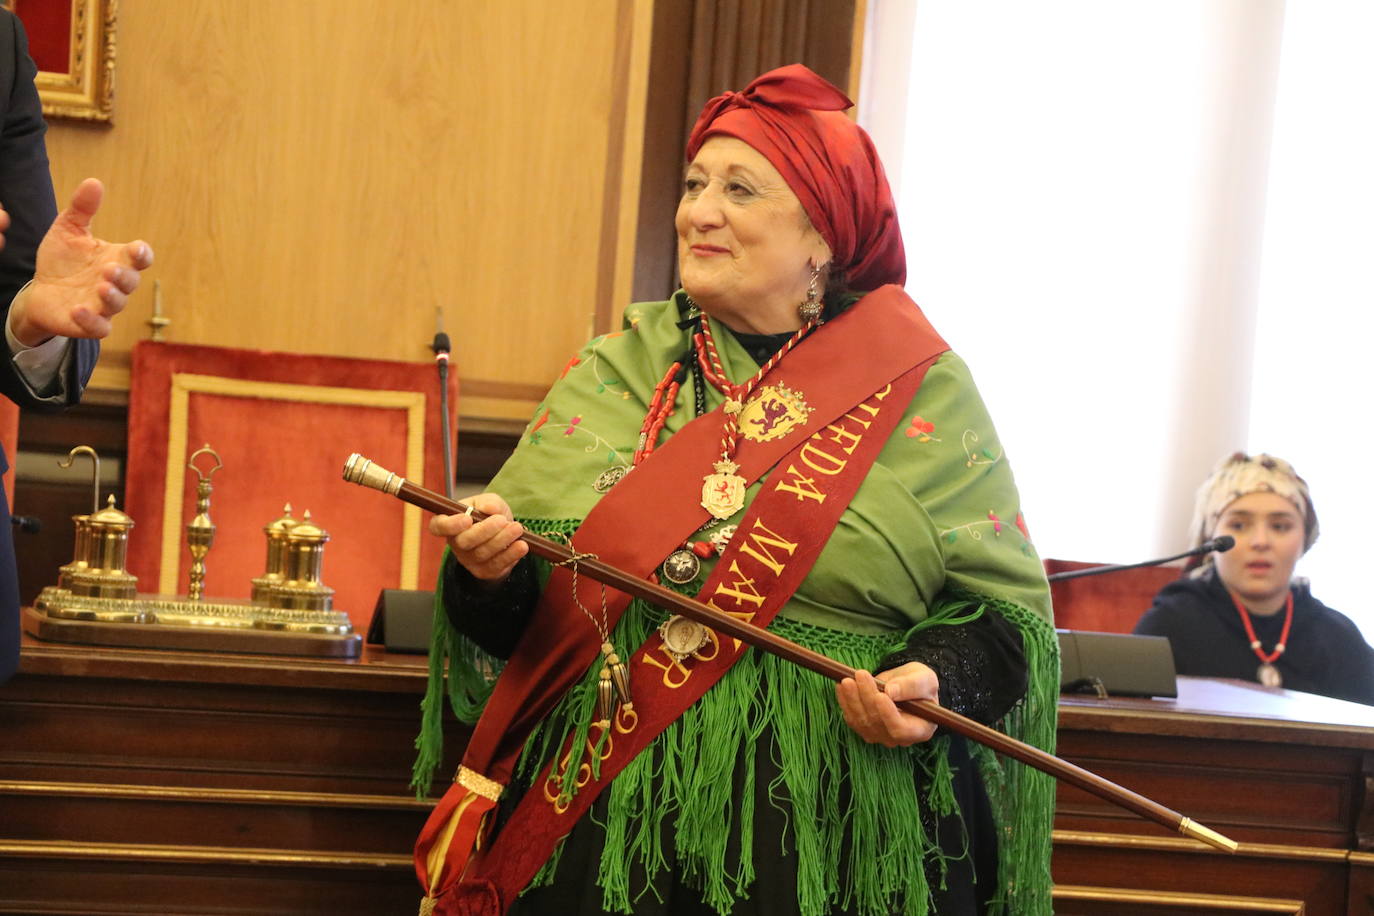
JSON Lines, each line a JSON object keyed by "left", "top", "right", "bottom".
{"left": 660, "top": 548, "right": 701, "bottom": 585}
{"left": 594, "top": 465, "right": 628, "bottom": 493}
{"left": 1257, "top": 662, "right": 1283, "bottom": 688}
{"left": 659, "top": 615, "right": 710, "bottom": 661}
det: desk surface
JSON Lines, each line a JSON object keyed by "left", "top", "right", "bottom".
{"left": 18, "top": 630, "right": 433, "bottom": 692}
{"left": 1060, "top": 674, "right": 1374, "bottom": 748}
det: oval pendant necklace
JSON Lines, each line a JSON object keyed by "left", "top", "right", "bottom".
{"left": 1229, "top": 589, "right": 1294, "bottom": 688}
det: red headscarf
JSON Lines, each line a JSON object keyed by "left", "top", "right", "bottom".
{"left": 686, "top": 64, "right": 906, "bottom": 291}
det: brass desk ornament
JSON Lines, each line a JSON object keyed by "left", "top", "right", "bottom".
{"left": 262, "top": 510, "right": 335, "bottom": 613}
{"left": 23, "top": 446, "right": 361, "bottom": 657}
{"left": 185, "top": 444, "right": 221, "bottom": 601}
{"left": 54, "top": 446, "right": 139, "bottom": 602}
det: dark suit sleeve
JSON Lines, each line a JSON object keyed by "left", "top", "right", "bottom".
{"left": 0, "top": 12, "right": 98, "bottom": 685}
{"left": 0, "top": 10, "right": 97, "bottom": 412}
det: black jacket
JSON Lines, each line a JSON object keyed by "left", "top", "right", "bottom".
{"left": 1135, "top": 567, "right": 1374, "bottom": 706}
{"left": 0, "top": 9, "right": 99, "bottom": 684}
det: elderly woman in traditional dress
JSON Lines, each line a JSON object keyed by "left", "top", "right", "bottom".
{"left": 1135, "top": 452, "right": 1374, "bottom": 705}
{"left": 415, "top": 65, "right": 1057, "bottom": 916}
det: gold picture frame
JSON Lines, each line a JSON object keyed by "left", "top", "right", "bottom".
{"left": 6, "top": 0, "right": 116, "bottom": 122}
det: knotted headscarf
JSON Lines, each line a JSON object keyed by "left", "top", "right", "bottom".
{"left": 1186, "top": 451, "right": 1320, "bottom": 573}
{"left": 686, "top": 64, "right": 906, "bottom": 292}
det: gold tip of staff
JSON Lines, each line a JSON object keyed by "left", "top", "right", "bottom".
{"left": 1178, "top": 817, "right": 1239, "bottom": 852}
{"left": 342, "top": 453, "right": 404, "bottom": 495}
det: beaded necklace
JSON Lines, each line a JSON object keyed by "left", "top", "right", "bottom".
{"left": 631, "top": 306, "right": 820, "bottom": 587}
{"left": 1228, "top": 588, "right": 1294, "bottom": 688}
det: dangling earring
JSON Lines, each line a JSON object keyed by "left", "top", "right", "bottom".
{"left": 797, "top": 264, "right": 823, "bottom": 323}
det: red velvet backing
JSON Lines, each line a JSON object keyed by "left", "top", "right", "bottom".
{"left": 1045, "top": 558, "right": 1182, "bottom": 634}
{"left": 124, "top": 341, "right": 458, "bottom": 630}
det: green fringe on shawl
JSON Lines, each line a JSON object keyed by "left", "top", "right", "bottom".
{"left": 410, "top": 520, "right": 581, "bottom": 799}
{"left": 412, "top": 549, "right": 1059, "bottom": 916}
{"left": 961, "top": 594, "right": 1059, "bottom": 916}
{"left": 516, "top": 594, "right": 1049, "bottom": 916}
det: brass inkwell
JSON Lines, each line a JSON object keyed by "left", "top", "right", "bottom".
{"left": 23, "top": 445, "right": 360, "bottom": 657}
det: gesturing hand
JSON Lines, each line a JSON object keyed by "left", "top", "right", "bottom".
{"left": 9, "top": 178, "right": 154, "bottom": 346}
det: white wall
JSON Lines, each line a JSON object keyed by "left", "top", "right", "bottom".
{"left": 860, "top": 0, "right": 1370, "bottom": 637}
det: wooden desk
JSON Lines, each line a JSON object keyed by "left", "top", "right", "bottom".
{"left": 7, "top": 641, "right": 1373, "bottom": 915}
{"left": 1054, "top": 676, "right": 1374, "bottom": 915}
{"left": 0, "top": 636, "right": 468, "bottom": 916}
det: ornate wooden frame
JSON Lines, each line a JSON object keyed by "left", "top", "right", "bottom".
{"left": 7, "top": 0, "right": 116, "bottom": 122}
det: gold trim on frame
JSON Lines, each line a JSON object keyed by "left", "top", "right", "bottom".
{"left": 159, "top": 373, "right": 426, "bottom": 597}
{"left": 6, "top": 0, "right": 117, "bottom": 122}
{"left": 1054, "top": 884, "right": 1305, "bottom": 914}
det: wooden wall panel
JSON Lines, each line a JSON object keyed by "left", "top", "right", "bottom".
{"left": 41, "top": 0, "right": 651, "bottom": 423}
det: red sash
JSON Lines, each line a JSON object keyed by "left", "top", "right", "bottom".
{"left": 416, "top": 286, "right": 949, "bottom": 913}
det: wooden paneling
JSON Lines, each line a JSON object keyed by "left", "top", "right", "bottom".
{"left": 41, "top": 0, "right": 652, "bottom": 423}
{"left": 0, "top": 639, "right": 468, "bottom": 914}
{"left": 632, "top": 0, "right": 863, "bottom": 302}
{"left": 1055, "top": 677, "right": 1374, "bottom": 915}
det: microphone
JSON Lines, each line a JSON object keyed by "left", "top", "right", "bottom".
{"left": 431, "top": 308, "right": 451, "bottom": 364}
{"left": 432, "top": 308, "right": 455, "bottom": 500}
{"left": 1047, "top": 535, "right": 1234, "bottom": 582}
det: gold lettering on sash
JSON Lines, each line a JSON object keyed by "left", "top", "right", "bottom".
{"left": 774, "top": 464, "right": 826, "bottom": 503}
{"left": 736, "top": 519, "right": 799, "bottom": 576}
{"left": 825, "top": 421, "right": 865, "bottom": 456}
{"left": 543, "top": 720, "right": 620, "bottom": 814}
{"left": 800, "top": 440, "right": 848, "bottom": 476}
{"left": 838, "top": 409, "right": 874, "bottom": 430}
{"left": 693, "top": 628, "right": 720, "bottom": 661}
{"left": 713, "top": 560, "right": 767, "bottom": 609}
{"left": 703, "top": 598, "right": 760, "bottom": 653}
{"left": 641, "top": 643, "right": 694, "bottom": 688}
{"left": 614, "top": 704, "right": 639, "bottom": 734}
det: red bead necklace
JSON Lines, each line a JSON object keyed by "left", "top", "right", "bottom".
{"left": 693, "top": 313, "right": 816, "bottom": 488}
{"left": 631, "top": 308, "right": 819, "bottom": 586}
{"left": 1228, "top": 588, "right": 1294, "bottom": 688}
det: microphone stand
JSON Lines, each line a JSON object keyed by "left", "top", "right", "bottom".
{"left": 1047, "top": 537, "right": 1234, "bottom": 582}
{"left": 431, "top": 308, "right": 455, "bottom": 500}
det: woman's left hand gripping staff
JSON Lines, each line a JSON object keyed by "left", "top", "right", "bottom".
{"left": 837, "top": 663, "right": 941, "bottom": 747}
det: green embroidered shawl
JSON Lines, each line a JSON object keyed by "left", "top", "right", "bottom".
{"left": 418, "top": 292, "right": 1058, "bottom": 916}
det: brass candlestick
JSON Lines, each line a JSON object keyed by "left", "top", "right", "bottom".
{"left": 185, "top": 444, "right": 222, "bottom": 601}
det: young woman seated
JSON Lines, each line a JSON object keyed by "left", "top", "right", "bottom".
{"left": 1134, "top": 452, "right": 1374, "bottom": 705}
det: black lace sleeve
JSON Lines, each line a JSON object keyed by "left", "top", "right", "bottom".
{"left": 440, "top": 553, "right": 540, "bottom": 659}
{"left": 875, "top": 608, "right": 1028, "bottom": 726}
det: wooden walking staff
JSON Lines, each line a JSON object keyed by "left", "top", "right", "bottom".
{"left": 342, "top": 453, "right": 1239, "bottom": 854}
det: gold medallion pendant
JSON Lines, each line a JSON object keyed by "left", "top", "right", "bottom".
{"left": 739, "top": 383, "right": 812, "bottom": 442}
{"left": 659, "top": 615, "right": 711, "bottom": 662}
{"left": 701, "top": 460, "right": 746, "bottom": 519}
{"left": 1257, "top": 663, "right": 1283, "bottom": 688}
